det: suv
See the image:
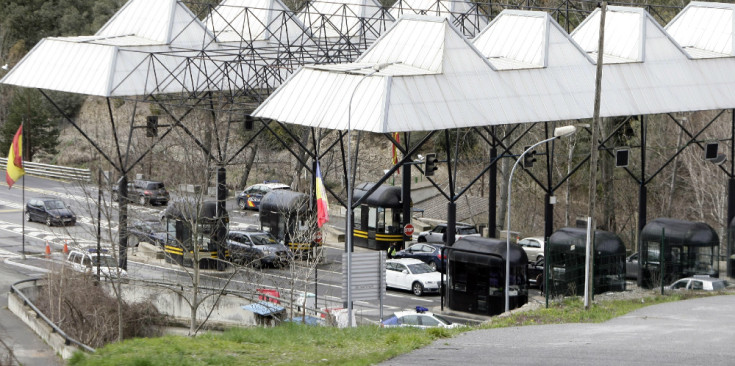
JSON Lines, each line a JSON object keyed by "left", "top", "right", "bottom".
{"left": 236, "top": 183, "right": 290, "bottom": 210}
{"left": 394, "top": 243, "right": 446, "bottom": 272}
{"left": 26, "top": 197, "right": 76, "bottom": 226}
{"left": 67, "top": 247, "right": 128, "bottom": 281}
{"left": 112, "top": 179, "right": 169, "bottom": 206}
{"left": 417, "top": 223, "right": 479, "bottom": 244}
{"left": 518, "top": 237, "right": 545, "bottom": 262}
{"left": 226, "top": 230, "right": 292, "bottom": 268}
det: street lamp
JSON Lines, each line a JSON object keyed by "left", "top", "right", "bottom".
{"left": 346, "top": 61, "right": 399, "bottom": 326}
{"left": 505, "top": 125, "right": 579, "bottom": 313}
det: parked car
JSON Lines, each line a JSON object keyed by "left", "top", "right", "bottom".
{"left": 394, "top": 243, "right": 446, "bottom": 272}
{"left": 518, "top": 237, "right": 545, "bottom": 262}
{"left": 385, "top": 258, "right": 442, "bottom": 296}
{"left": 665, "top": 276, "right": 729, "bottom": 291}
{"left": 417, "top": 223, "right": 480, "bottom": 244}
{"left": 626, "top": 252, "right": 639, "bottom": 279}
{"left": 226, "top": 229, "right": 292, "bottom": 268}
{"left": 527, "top": 257, "right": 545, "bottom": 291}
{"left": 67, "top": 247, "right": 128, "bottom": 281}
{"left": 112, "top": 179, "right": 169, "bottom": 206}
{"left": 236, "top": 183, "right": 290, "bottom": 210}
{"left": 128, "top": 219, "right": 173, "bottom": 247}
{"left": 26, "top": 197, "right": 76, "bottom": 226}
{"left": 381, "top": 306, "right": 460, "bottom": 329}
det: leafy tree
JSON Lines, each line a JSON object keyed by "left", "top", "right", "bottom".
{"left": 1, "top": 88, "right": 59, "bottom": 162}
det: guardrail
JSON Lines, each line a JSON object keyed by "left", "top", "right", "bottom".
{"left": 0, "top": 158, "right": 91, "bottom": 182}
{"left": 10, "top": 278, "right": 95, "bottom": 353}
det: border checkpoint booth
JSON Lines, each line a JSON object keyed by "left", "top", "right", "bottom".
{"left": 446, "top": 237, "right": 528, "bottom": 316}
{"left": 547, "top": 227, "right": 626, "bottom": 297}
{"left": 161, "top": 200, "right": 228, "bottom": 269}
{"left": 639, "top": 218, "right": 719, "bottom": 288}
{"left": 351, "top": 182, "right": 407, "bottom": 251}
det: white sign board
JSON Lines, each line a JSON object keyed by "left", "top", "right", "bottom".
{"left": 342, "top": 251, "right": 385, "bottom": 301}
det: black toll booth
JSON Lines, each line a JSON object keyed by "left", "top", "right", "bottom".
{"left": 548, "top": 227, "right": 626, "bottom": 297}
{"left": 639, "top": 218, "right": 719, "bottom": 288}
{"left": 259, "top": 190, "right": 321, "bottom": 256}
{"left": 161, "top": 200, "right": 228, "bottom": 269}
{"left": 446, "top": 237, "right": 528, "bottom": 316}
{"left": 352, "top": 182, "right": 406, "bottom": 251}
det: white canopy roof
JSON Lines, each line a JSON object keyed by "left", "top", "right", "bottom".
{"left": 297, "top": 0, "right": 393, "bottom": 40}
{"left": 252, "top": 15, "right": 596, "bottom": 132}
{"left": 388, "top": 0, "right": 488, "bottom": 37}
{"left": 206, "top": 0, "right": 313, "bottom": 44}
{"left": 0, "top": 0, "right": 218, "bottom": 97}
{"left": 666, "top": 1, "right": 735, "bottom": 59}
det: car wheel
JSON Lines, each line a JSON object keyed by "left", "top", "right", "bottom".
{"left": 412, "top": 282, "right": 424, "bottom": 296}
{"left": 45, "top": 216, "right": 52, "bottom": 226}
{"left": 237, "top": 199, "right": 247, "bottom": 210}
{"left": 537, "top": 255, "right": 544, "bottom": 262}
{"left": 429, "top": 261, "right": 438, "bottom": 272}
{"left": 536, "top": 274, "right": 544, "bottom": 292}
{"left": 111, "top": 191, "right": 119, "bottom": 202}
{"left": 252, "top": 259, "right": 263, "bottom": 270}
{"left": 417, "top": 236, "right": 427, "bottom": 243}
{"left": 138, "top": 196, "right": 147, "bottom": 205}
{"left": 26, "top": 211, "right": 32, "bottom": 222}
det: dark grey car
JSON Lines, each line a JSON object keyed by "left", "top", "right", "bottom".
{"left": 226, "top": 230, "right": 292, "bottom": 268}
{"left": 26, "top": 198, "right": 76, "bottom": 226}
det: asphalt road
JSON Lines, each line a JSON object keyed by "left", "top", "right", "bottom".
{"left": 382, "top": 295, "right": 735, "bottom": 365}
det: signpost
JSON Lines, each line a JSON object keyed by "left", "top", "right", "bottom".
{"left": 314, "top": 231, "right": 322, "bottom": 243}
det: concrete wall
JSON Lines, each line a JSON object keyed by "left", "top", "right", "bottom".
{"left": 8, "top": 291, "right": 80, "bottom": 359}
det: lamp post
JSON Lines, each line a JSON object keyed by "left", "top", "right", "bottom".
{"left": 505, "top": 125, "right": 579, "bottom": 313}
{"left": 346, "top": 61, "right": 398, "bottom": 326}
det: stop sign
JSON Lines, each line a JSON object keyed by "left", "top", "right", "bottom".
{"left": 314, "top": 231, "right": 323, "bottom": 243}
{"left": 403, "top": 223, "right": 414, "bottom": 236}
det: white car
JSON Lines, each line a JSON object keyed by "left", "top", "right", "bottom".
{"left": 518, "top": 236, "right": 545, "bottom": 262}
{"left": 67, "top": 248, "right": 128, "bottom": 281}
{"left": 665, "top": 276, "right": 729, "bottom": 291}
{"left": 381, "top": 306, "right": 460, "bottom": 329}
{"left": 417, "top": 223, "right": 480, "bottom": 244}
{"left": 386, "top": 258, "right": 442, "bottom": 296}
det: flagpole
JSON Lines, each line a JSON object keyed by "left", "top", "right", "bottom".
{"left": 21, "top": 121, "right": 25, "bottom": 260}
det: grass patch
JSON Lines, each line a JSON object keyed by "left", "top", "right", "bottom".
{"left": 68, "top": 291, "right": 733, "bottom": 366}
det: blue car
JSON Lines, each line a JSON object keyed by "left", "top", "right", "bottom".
{"left": 394, "top": 243, "right": 446, "bottom": 272}
{"left": 236, "top": 183, "right": 290, "bottom": 210}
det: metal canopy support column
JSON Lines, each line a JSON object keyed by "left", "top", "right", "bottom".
{"left": 728, "top": 110, "right": 735, "bottom": 278}
{"left": 489, "top": 138, "right": 498, "bottom": 239}
{"left": 637, "top": 115, "right": 647, "bottom": 287}
{"left": 402, "top": 143, "right": 412, "bottom": 250}
{"left": 118, "top": 175, "right": 128, "bottom": 270}
{"left": 544, "top": 123, "right": 555, "bottom": 240}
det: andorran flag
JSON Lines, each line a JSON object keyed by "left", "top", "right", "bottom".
{"left": 6, "top": 125, "right": 24, "bottom": 189}
{"left": 315, "top": 162, "right": 329, "bottom": 228}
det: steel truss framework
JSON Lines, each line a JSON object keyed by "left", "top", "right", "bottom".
{"left": 30, "top": 0, "right": 734, "bottom": 277}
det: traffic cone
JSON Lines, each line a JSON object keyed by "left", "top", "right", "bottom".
{"left": 45, "top": 241, "right": 51, "bottom": 257}
{"left": 63, "top": 240, "right": 69, "bottom": 254}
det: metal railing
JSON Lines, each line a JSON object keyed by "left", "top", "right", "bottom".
{"left": 10, "top": 278, "right": 95, "bottom": 353}
{"left": 0, "top": 158, "right": 91, "bottom": 182}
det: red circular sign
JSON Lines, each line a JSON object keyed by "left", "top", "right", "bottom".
{"left": 314, "top": 231, "right": 323, "bottom": 243}
{"left": 403, "top": 224, "right": 415, "bottom": 236}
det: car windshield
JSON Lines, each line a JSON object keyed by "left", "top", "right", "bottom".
{"left": 44, "top": 200, "right": 66, "bottom": 209}
{"left": 90, "top": 255, "right": 118, "bottom": 268}
{"left": 433, "top": 314, "right": 453, "bottom": 325}
{"left": 251, "top": 233, "right": 278, "bottom": 245}
{"left": 407, "top": 262, "right": 434, "bottom": 274}
{"left": 146, "top": 182, "right": 164, "bottom": 190}
{"left": 458, "top": 227, "right": 478, "bottom": 235}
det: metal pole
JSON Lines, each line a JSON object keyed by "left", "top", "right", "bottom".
{"left": 506, "top": 136, "right": 559, "bottom": 313}
{"left": 97, "top": 169, "right": 102, "bottom": 278}
{"left": 584, "top": 217, "right": 592, "bottom": 308}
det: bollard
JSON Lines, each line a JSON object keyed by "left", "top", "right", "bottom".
{"left": 45, "top": 241, "right": 51, "bottom": 257}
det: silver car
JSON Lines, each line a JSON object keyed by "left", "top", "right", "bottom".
{"left": 666, "top": 276, "right": 729, "bottom": 291}
{"left": 518, "top": 237, "right": 545, "bottom": 262}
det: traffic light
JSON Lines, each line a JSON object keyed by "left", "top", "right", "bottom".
{"left": 523, "top": 147, "right": 537, "bottom": 168}
{"left": 146, "top": 116, "right": 158, "bottom": 137}
{"left": 244, "top": 115, "right": 254, "bottom": 131}
{"left": 424, "top": 153, "right": 438, "bottom": 176}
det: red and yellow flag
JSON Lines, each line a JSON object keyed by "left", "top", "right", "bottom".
{"left": 315, "top": 162, "right": 329, "bottom": 228}
{"left": 6, "top": 125, "right": 24, "bottom": 189}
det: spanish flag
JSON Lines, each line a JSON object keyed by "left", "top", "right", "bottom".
{"left": 315, "top": 162, "right": 329, "bottom": 228}
{"left": 6, "top": 125, "right": 24, "bottom": 189}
